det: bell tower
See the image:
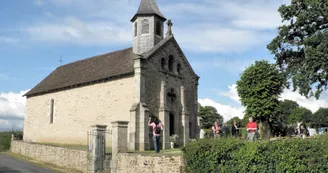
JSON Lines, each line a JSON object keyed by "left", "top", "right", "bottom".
{"left": 131, "top": 0, "right": 166, "bottom": 55}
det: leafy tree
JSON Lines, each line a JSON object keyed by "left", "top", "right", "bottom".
{"left": 226, "top": 117, "right": 242, "bottom": 126}
{"left": 278, "top": 99, "right": 300, "bottom": 122}
{"left": 240, "top": 114, "right": 250, "bottom": 128}
{"left": 267, "top": 0, "right": 328, "bottom": 99}
{"left": 287, "top": 106, "right": 313, "bottom": 124}
{"left": 312, "top": 108, "right": 328, "bottom": 127}
{"left": 236, "top": 60, "right": 286, "bottom": 139}
{"left": 198, "top": 105, "right": 224, "bottom": 129}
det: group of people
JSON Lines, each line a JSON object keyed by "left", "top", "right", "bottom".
{"left": 147, "top": 116, "right": 260, "bottom": 153}
{"left": 202, "top": 117, "right": 259, "bottom": 141}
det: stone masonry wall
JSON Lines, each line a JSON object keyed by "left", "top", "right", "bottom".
{"left": 144, "top": 39, "right": 198, "bottom": 138}
{"left": 116, "top": 153, "right": 185, "bottom": 173}
{"left": 24, "top": 76, "right": 136, "bottom": 145}
{"left": 11, "top": 140, "right": 87, "bottom": 173}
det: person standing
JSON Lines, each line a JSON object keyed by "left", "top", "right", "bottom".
{"left": 148, "top": 117, "right": 164, "bottom": 153}
{"left": 199, "top": 126, "right": 205, "bottom": 139}
{"left": 231, "top": 120, "right": 239, "bottom": 138}
{"left": 212, "top": 121, "right": 221, "bottom": 138}
{"left": 222, "top": 123, "right": 230, "bottom": 138}
{"left": 246, "top": 117, "right": 258, "bottom": 142}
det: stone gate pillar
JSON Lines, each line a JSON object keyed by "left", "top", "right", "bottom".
{"left": 89, "top": 125, "right": 107, "bottom": 173}
{"left": 110, "top": 121, "right": 129, "bottom": 173}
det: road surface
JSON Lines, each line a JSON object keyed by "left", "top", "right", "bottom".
{"left": 0, "top": 153, "right": 58, "bottom": 173}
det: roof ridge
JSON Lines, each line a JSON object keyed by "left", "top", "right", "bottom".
{"left": 59, "top": 47, "right": 133, "bottom": 69}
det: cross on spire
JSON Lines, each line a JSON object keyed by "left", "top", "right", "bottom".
{"left": 166, "top": 19, "right": 173, "bottom": 37}
{"left": 59, "top": 56, "right": 63, "bottom": 66}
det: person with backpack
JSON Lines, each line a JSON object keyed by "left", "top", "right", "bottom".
{"left": 212, "top": 121, "right": 221, "bottom": 138}
{"left": 148, "top": 116, "right": 164, "bottom": 153}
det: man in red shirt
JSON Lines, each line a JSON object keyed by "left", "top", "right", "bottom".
{"left": 246, "top": 117, "right": 258, "bottom": 141}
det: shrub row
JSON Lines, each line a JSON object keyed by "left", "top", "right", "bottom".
{"left": 182, "top": 135, "right": 328, "bottom": 173}
{"left": 0, "top": 131, "right": 23, "bottom": 151}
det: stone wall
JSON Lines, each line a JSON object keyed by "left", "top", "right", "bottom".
{"left": 11, "top": 140, "right": 87, "bottom": 173}
{"left": 24, "top": 76, "right": 136, "bottom": 145}
{"left": 116, "top": 153, "right": 185, "bottom": 173}
{"left": 144, "top": 39, "right": 199, "bottom": 140}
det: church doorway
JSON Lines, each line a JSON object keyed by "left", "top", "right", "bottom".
{"left": 169, "top": 113, "right": 175, "bottom": 136}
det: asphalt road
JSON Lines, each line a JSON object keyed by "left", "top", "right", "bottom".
{"left": 0, "top": 154, "right": 58, "bottom": 173}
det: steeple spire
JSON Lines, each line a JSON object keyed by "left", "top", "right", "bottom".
{"left": 131, "top": 0, "right": 166, "bottom": 22}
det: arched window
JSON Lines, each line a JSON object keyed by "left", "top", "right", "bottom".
{"left": 156, "top": 21, "right": 161, "bottom": 36}
{"left": 177, "top": 63, "right": 181, "bottom": 75}
{"left": 134, "top": 22, "right": 137, "bottom": 37}
{"left": 50, "top": 99, "right": 54, "bottom": 124}
{"left": 142, "top": 19, "right": 149, "bottom": 34}
{"left": 161, "top": 58, "right": 166, "bottom": 70}
{"left": 168, "top": 55, "right": 174, "bottom": 72}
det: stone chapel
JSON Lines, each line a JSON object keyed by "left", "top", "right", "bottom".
{"left": 23, "top": 0, "right": 199, "bottom": 151}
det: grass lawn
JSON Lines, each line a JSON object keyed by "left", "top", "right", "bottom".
{"left": 131, "top": 148, "right": 183, "bottom": 156}
{"left": 1, "top": 152, "right": 84, "bottom": 173}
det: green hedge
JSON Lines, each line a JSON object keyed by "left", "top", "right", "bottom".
{"left": 182, "top": 135, "right": 328, "bottom": 173}
{"left": 0, "top": 131, "right": 23, "bottom": 151}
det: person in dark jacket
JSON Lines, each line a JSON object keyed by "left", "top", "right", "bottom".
{"left": 222, "top": 123, "right": 230, "bottom": 138}
{"left": 231, "top": 120, "right": 239, "bottom": 138}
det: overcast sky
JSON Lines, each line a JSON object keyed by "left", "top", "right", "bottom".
{"left": 1, "top": 0, "right": 328, "bottom": 131}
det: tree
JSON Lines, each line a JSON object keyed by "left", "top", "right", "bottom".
{"left": 267, "top": 0, "right": 328, "bottom": 99}
{"left": 312, "top": 108, "right": 328, "bottom": 127}
{"left": 287, "top": 107, "right": 313, "bottom": 124}
{"left": 278, "top": 99, "right": 300, "bottom": 122}
{"left": 236, "top": 60, "right": 286, "bottom": 139}
{"left": 226, "top": 117, "right": 242, "bottom": 126}
{"left": 198, "top": 105, "right": 224, "bottom": 129}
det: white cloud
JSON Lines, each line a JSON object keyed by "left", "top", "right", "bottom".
{"left": 280, "top": 89, "right": 328, "bottom": 113}
{"left": 219, "top": 84, "right": 241, "bottom": 104}
{"left": 201, "top": 84, "right": 328, "bottom": 123}
{"left": 0, "top": 36, "right": 19, "bottom": 44}
{"left": 26, "top": 17, "right": 131, "bottom": 46}
{"left": 198, "top": 98, "right": 245, "bottom": 123}
{"left": 45, "top": 12, "right": 53, "bottom": 18}
{"left": 34, "top": 0, "right": 42, "bottom": 6}
{"left": 220, "top": 0, "right": 289, "bottom": 30}
{"left": 0, "top": 90, "right": 29, "bottom": 131}
{"left": 175, "top": 27, "right": 271, "bottom": 53}
{"left": 20, "top": 0, "right": 288, "bottom": 53}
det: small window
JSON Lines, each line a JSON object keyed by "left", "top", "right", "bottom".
{"left": 142, "top": 19, "right": 149, "bottom": 34}
{"left": 156, "top": 21, "right": 161, "bottom": 36}
{"left": 167, "top": 88, "right": 176, "bottom": 103}
{"left": 168, "top": 55, "right": 174, "bottom": 72}
{"left": 50, "top": 99, "right": 54, "bottom": 124}
{"left": 134, "top": 22, "right": 137, "bottom": 37}
{"left": 177, "top": 63, "right": 181, "bottom": 75}
{"left": 161, "top": 58, "right": 166, "bottom": 70}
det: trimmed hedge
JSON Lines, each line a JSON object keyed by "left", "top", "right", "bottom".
{"left": 182, "top": 135, "right": 328, "bottom": 173}
{"left": 0, "top": 131, "right": 23, "bottom": 151}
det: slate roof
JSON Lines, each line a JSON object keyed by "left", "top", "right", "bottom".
{"left": 131, "top": 0, "right": 166, "bottom": 22}
{"left": 24, "top": 48, "right": 137, "bottom": 97}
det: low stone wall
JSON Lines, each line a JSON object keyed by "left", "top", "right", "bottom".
{"left": 11, "top": 140, "right": 87, "bottom": 173}
{"left": 116, "top": 153, "right": 185, "bottom": 173}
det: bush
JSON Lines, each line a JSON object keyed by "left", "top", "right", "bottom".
{"left": 182, "top": 134, "right": 328, "bottom": 173}
{"left": 0, "top": 131, "right": 23, "bottom": 151}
